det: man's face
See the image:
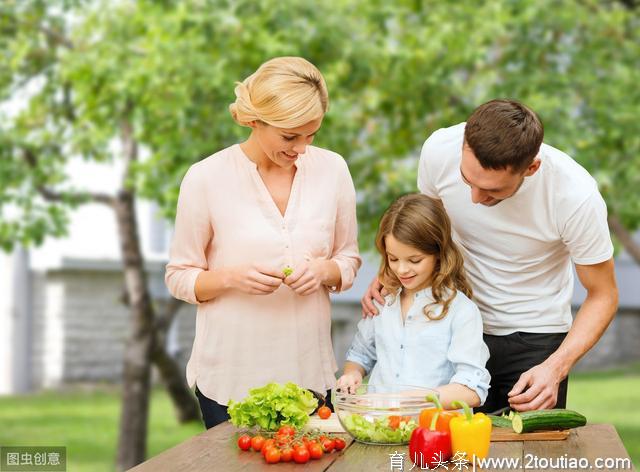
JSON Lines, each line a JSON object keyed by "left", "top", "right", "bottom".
{"left": 460, "top": 144, "right": 540, "bottom": 206}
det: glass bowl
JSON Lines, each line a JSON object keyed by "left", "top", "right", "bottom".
{"left": 333, "top": 384, "right": 438, "bottom": 445}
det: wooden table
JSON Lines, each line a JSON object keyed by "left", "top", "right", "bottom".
{"left": 130, "top": 423, "right": 636, "bottom": 471}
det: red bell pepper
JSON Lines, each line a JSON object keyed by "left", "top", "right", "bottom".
{"left": 409, "top": 412, "right": 452, "bottom": 469}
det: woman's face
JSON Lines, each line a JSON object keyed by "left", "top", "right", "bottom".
{"left": 385, "top": 234, "right": 437, "bottom": 293}
{"left": 252, "top": 117, "right": 323, "bottom": 168}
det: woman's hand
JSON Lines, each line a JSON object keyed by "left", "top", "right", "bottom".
{"left": 227, "top": 264, "right": 284, "bottom": 295}
{"left": 336, "top": 372, "right": 363, "bottom": 394}
{"left": 283, "top": 259, "right": 329, "bottom": 296}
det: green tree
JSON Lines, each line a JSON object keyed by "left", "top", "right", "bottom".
{"left": 1, "top": 0, "right": 638, "bottom": 469}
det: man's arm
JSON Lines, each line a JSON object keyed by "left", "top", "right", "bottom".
{"left": 508, "top": 258, "right": 618, "bottom": 411}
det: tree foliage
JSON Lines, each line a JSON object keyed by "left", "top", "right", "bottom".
{"left": 1, "top": 0, "right": 638, "bottom": 250}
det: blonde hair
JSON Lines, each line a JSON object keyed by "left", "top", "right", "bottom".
{"left": 375, "top": 194, "right": 473, "bottom": 320}
{"left": 229, "top": 57, "right": 329, "bottom": 129}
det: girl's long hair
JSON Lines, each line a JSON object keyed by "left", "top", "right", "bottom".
{"left": 375, "top": 193, "right": 472, "bottom": 320}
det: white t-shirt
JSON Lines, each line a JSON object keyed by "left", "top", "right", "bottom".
{"left": 418, "top": 123, "right": 613, "bottom": 335}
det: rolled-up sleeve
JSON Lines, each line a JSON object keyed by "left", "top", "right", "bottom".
{"left": 447, "top": 304, "right": 491, "bottom": 405}
{"left": 165, "top": 164, "right": 213, "bottom": 305}
{"left": 329, "top": 159, "right": 361, "bottom": 292}
{"left": 345, "top": 317, "right": 377, "bottom": 374}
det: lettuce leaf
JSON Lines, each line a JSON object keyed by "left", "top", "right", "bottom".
{"left": 227, "top": 382, "right": 318, "bottom": 431}
{"left": 342, "top": 414, "right": 418, "bottom": 443}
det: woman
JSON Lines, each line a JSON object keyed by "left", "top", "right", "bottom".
{"left": 165, "top": 57, "right": 361, "bottom": 428}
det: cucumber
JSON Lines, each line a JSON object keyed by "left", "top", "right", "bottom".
{"left": 512, "top": 409, "right": 587, "bottom": 433}
{"left": 488, "top": 414, "right": 513, "bottom": 428}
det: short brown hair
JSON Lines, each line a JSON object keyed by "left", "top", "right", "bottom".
{"left": 464, "top": 99, "right": 544, "bottom": 172}
{"left": 375, "top": 194, "right": 472, "bottom": 320}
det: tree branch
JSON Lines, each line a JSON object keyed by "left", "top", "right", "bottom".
{"left": 22, "top": 148, "right": 115, "bottom": 207}
{"left": 157, "top": 298, "right": 183, "bottom": 332}
{"left": 119, "top": 101, "right": 138, "bottom": 193}
{"left": 608, "top": 214, "right": 640, "bottom": 266}
{"left": 38, "top": 24, "right": 75, "bottom": 49}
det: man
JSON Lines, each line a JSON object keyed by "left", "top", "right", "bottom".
{"left": 362, "top": 99, "right": 619, "bottom": 412}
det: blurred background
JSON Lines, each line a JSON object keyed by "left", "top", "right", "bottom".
{"left": 0, "top": 0, "right": 638, "bottom": 470}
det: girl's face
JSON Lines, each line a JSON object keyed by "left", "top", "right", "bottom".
{"left": 385, "top": 234, "right": 437, "bottom": 293}
{"left": 250, "top": 118, "right": 323, "bottom": 168}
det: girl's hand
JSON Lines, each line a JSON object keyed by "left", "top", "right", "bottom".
{"left": 227, "top": 264, "right": 283, "bottom": 295}
{"left": 336, "top": 372, "right": 363, "bottom": 394}
{"left": 283, "top": 259, "right": 328, "bottom": 296}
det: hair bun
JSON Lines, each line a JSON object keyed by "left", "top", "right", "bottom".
{"left": 229, "top": 81, "right": 260, "bottom": 126}
{"left": 228, "top": 57, "right": 328, "bottom": 128}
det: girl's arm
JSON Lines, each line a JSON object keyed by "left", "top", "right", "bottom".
{"left": 445, "top": 301, "right": 492, "bottom": 407}
{"left": 336, "top": 361, "right": 367, "bottom": 393}
{"left": 434, "top": 383, "right": 481, "bottom": 409}
{"left": 339, "top": 316, "right": 378, "bottom": 392}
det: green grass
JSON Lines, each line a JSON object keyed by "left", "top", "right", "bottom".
{"left": 0, "top": 364, "right": 638, "bottom": 470}
{"left": 568, "top": 363, "right": 640, "bottom": 467}
{"left": 0, "top": 385, "right": 203, "bottom": 471}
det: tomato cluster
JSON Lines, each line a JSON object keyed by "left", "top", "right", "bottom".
{"left": 236, "top": 425, "right": 347, "bottom": 465}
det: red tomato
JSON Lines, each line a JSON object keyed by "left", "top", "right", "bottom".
{"left": 280, "top": 446, "right": 294, "bottom": 462}
{"left": 251, "top": 435, "right": 265, "bottom": 452}
{"left": 334, "top": 437, "right": 346, "bottom": 451}
{"left": 264, "top": 447, "right": 281, "bottom": 464}
{"left": 308, "top": 443, "right": 323, "bottom": 460}
{"left": 275, "top": 434, "right": 291, "bottom": 447}
{"left": 277, "top": 425, "right": 296, "bottom": 436}
{"left": 237, "top": 434, "right": 252, "bottom": 451}
{"left": 290, "top": 440, "right": 305, "bottom": 449}
{"left": 321, "top": 438, "right": 335, "bottom": 453}
{"left": 293, "top": 447, "right": 310, "bottom": 464}
{"left": 262, "top": 439, "right": 276, "bottom": 457}
{"left": 318, "top": 406, "right": 331, "bottom": 419}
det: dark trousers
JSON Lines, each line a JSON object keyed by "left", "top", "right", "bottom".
{"left": 195, "top": 386, "right": 230, "bottom": 429}
{"left": 476, "top": 332, "right": 569, "bottom": 414}
{"left": 195, "top": 385, "right": 334, "bottom": 430}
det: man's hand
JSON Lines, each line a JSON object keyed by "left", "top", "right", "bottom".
{"left": 507, "top": 360, "right": 565, "bottom": 411}
{"left": 360, "top": 276, "right": 386, "bottom": 318}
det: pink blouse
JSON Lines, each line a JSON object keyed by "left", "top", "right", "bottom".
{"left": 165, "top": 144, "right": 361, "bottom": 404}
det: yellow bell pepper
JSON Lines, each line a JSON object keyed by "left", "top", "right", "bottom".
{"left": 449, "top": 400, "right": 492, "bottom": 461}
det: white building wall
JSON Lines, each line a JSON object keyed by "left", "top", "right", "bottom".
{"left": 0, "top": 249, "right": 32, "bottom": 394}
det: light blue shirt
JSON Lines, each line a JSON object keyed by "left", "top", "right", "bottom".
{"left": 345, "top": 287, "right": 491, "bottom": 404}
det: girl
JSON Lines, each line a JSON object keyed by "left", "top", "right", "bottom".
{"left": 337, "top": 194, "right": 490, "bottom": 408}
{"left": 166, "top": 57, "right": 361, "bottom": 428}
